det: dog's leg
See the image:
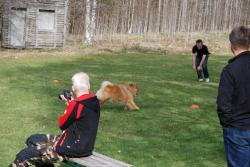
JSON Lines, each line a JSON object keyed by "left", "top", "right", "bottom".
{"left": 99, "top": 99, "right": 109, "bottom": 107}
{"left": 99, "top": 99, "right": 104, "bottom": 105}
{"left": 126, "top": 100, "right": 140, "bottom": 111}
{"left": 98, "top": 94, "right": 111, "bottom": 107}
{"left": 124, "top": 105, "right": 128, "bottom": 110}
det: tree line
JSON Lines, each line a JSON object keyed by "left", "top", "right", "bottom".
{"left": 69, "top": 0, "right": 250, "bottom": 37}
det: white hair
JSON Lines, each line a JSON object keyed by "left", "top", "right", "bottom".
{"left": 72, "top": 72, "right": 90, "bottom": 91}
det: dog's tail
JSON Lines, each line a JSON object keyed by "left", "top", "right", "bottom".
{"left": 96, "top": 81, "right": 113, "bottom": 99}
{"left": 100, "top": 81, "right": 113, "bottom": 89}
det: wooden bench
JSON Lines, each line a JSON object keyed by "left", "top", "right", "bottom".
{"left": 65, "top": 152, "right": 134, "bottom": 167}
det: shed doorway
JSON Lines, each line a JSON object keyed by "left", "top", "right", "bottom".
{"left": 10, "top": 8, "right": 26, "bottom": 47}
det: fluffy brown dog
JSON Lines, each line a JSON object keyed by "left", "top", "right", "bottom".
{"left": 96, "top": 81, "right": 140, "bottom": 111}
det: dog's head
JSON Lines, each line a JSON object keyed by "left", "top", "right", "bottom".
{"left": 126, "top": 83, "right": 140, "bottom": 96}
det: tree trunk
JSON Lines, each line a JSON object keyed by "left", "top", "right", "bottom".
{"left": 90, "top": 0, "right": 97, "bottom": 41}
{"left": 84, "top": 0, "right": 96, "bottom": 44}
{"left": 128, "top": 0, "right": 135, "bottom": 34}
{"left": 144, "top": 0, "right": 150, "bottom": 33}
{"left": 157, "top": 0, "right": 162, "bottom": 33}
{"left": 84, "top": 0, "right": 91, "bottom": 44}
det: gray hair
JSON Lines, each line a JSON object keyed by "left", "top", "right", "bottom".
{"left": 72, "top": 72, "right": 90, "bottom": 91}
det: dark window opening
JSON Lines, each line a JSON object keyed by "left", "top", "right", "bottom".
{"left": 39, "top": 9, "right": 55, "bottom": 13}
{"left": 11, "top": 8, "right": 27, "bottom": 11}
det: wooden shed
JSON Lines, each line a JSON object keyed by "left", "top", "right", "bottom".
{"left": 2, "top": 0, "right": 68, "bottom": 48}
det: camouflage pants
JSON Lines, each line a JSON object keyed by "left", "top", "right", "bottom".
{"left": 9, "top": 134, "right": 66, "bottom": 167}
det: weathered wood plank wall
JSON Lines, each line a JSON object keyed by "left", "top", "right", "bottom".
{"left": 2, "top": 0, "right": 68, "bottom": 48}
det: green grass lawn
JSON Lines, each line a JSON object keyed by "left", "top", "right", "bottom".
{"left": 0, "top": 52, "right": 230, "bottom": 167}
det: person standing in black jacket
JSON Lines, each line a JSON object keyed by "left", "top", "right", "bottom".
{"left": 9, "top": 72, "right": 100, "bottom": 167}
{"left": 217, "top": 26, "right": 250, "bottom": 167}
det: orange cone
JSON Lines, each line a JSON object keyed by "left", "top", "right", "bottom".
{"left": 53, "top": 80, "right": 59, "bottom": 84}
{"left": 191, "top": 104, "right": 199, "bottom": 109}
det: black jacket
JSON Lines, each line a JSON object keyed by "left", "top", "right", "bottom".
{"left": 55, "top": 94, "right": 100, "bottom": 157}
{"left": 217, "top": 51, "right": 250, "bottom": 129}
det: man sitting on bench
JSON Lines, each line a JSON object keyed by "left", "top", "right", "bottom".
{"left": 9, "top": 72, "right": 101, "bottom": 167}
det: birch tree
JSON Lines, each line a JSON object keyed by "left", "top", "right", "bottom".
{"left": 144, "top": 0, "right": 150, "bottom": 33}
{"left": 128, "top": 0, "right": 135, "bottom": 34}
{"left": 90, "top": 0, "right": 96, "bottom": 41}
{"left": 84, "top": 0, "right": 96, "bottom": 44}
{"left": 157, "top": 0, "right": 162, "bottom": 33}
{"left": 84, "top": 0, "right": 91, "bottom": 44}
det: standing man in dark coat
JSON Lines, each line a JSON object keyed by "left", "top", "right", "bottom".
{"left": 192, "top": 39, "right": 211, "bottom": 82}
{"left": 217, "top": 26, "right": 250, "bottom": 167}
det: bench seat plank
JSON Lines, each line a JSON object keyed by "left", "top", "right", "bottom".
{"left": 68, "top": 152, "right": 134, "bottom": 167}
